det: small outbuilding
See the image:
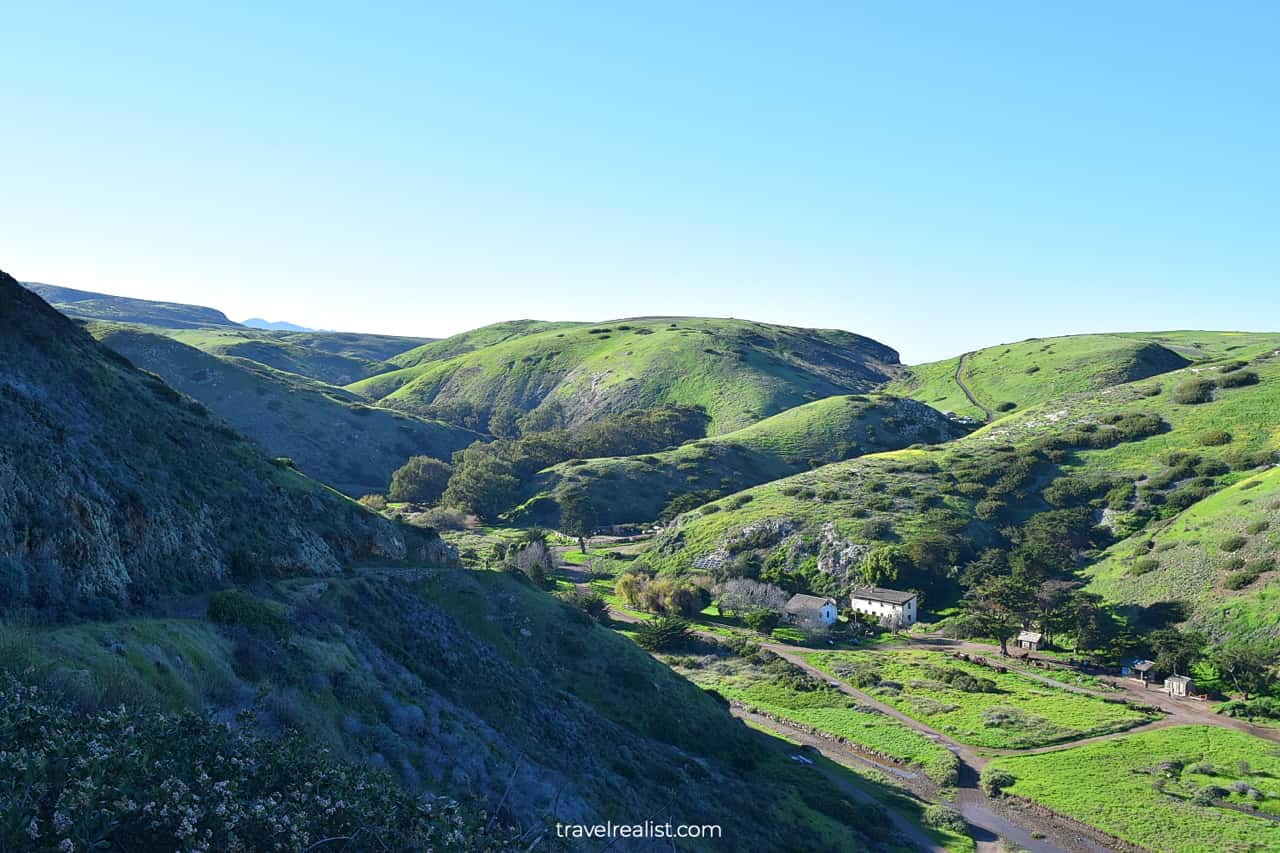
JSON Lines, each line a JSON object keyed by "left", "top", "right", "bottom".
{"left": 1123, "top": 659, "right": 1156, "bottom": 685}
{"left": 1164, "top": 674, "right": 1194, "bottom": 698}
{"left": 1015, "top": 630, "right": 1043, "bottom": 652}
{"left": 783, "top": 594, "right": 838, "bottom": 627}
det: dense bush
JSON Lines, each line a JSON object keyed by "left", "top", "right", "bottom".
{"left": 1172, "top": 379, "right": 1215, "bottom": 404}
{"left": 0, "top": 678, "right": 528, "bottom": 852}
{"left": 1198, "top": 430, "right": 1233, "bottom": 447}
{"left": 1220, "top": 536, "right": 1249, "bottom": 553}
{"left": 922, "top": 804, "right": 966, "bottom": 832}
{"left": 980, "top": 767, "right": 1015, "bottom": 796}
{"left": 388, "top": 455, "right": 453, "bottom": 504}
{"left": 207, "top": 590, "right": 289, "bottom": 639}
{"left": 1217, "top": 370, "right": 1259, "bottom": 388}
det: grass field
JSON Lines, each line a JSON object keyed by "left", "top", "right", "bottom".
{"left": 668, "top": 647, "right": 960, "bottom": 782}
{"left": 988, "top": 726, "right": 1280, "bottom": 853}
{"left": 808, "top": 648, "right": 1157, "bottom": 749}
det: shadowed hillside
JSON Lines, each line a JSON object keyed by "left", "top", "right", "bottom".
{"left": 0, "top": 270, "right": 444, "bottom": 608}
{"left": 90, "top": 324, "right": 478, "bottom": 497}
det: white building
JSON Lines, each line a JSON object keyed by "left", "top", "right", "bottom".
{"left": 849, "top": 587, "right": 918, "bottom": 627}
{"left": 1164, "top": 674, "right": 1194, "bottom": 698}
{"left": 782, "top": 594, "right": 838, "bottom": 626}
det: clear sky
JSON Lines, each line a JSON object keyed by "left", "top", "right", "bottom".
{"left": 2, "top": 2, "right": 1277, "bottom": 362}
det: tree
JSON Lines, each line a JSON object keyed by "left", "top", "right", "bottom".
{"left": 859, "top": 545, "right": 911, "bottom": 588}
{"left": 557, "top": 488, "right": 597, "bottom": 539}
{"left": 441, "top": 449, "right": 520, "bottom": 519}
{"left": 1149, "top": 628, "right": 1207, "bottom": 677}
{"left": 1214, "top": 641, "right": 1276, "bottom": 701}
{"left": 387, "top": 456, "right": 452, "bottom": 504}
{"left": 1035, "top": 579, "right": 1078, "bottom": 647}
{"left": 635, "top": 616, "right": 692, "bottom": 651}
{"left": 960, "top": 574, "right": 1036, "bottom": 656}
{"left": 716, "top": 578, "right": 788, "bottom": 616}
{"left": 742, "top": 608, "right": 781, "bottom": 634}
{"left": 509, "top": 540, "right": 554, "bottom": 587}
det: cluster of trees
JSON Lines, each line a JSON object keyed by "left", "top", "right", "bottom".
{"left": 492, "top": 529, "right": 556, "bottom": 587}
{"left": 392, "top": 404, "right": 710, "bottom": 521}
{"left": 614, "top": 572, "right": 710, "bottom": 617}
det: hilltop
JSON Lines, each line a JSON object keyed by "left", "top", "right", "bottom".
{"left": 889, "top": 331, "right": 1280, "bottom": 422}
{"left": 516, "top": 393, "right": 965, "bottom": 528}
{"left": 0, "top": 270, "right": 440, "bottom": 608}
{"left": 90, "top": 324, "right": 477, "bottom": 497}
{"left": 349, "top": 317, "right": 904, "bottom": 435}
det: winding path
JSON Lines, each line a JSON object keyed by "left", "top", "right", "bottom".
{"left": 954, "top": 352, "right": 994, "bottom": 422}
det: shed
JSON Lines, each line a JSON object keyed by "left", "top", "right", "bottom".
{"left": 1124, "top": 659, "right": 1156, "bottom": 685}
{"left": 783, "top": 594, "right": 838, "bottom": 627}
{"left": 1164, "top": 674, "right": 1194, "bottom": 698}
{"left": 1015, "top": 630, "right": 1043, "bottom": 652}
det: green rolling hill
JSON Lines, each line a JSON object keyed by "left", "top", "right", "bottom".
{"left": 514, "top": 393, "right": 966, "bottom": 528}
{"left": 388, "top": 319, "right": 584, "bottom": 368}
{"left": 646, "top": 343, "right": 1280, "bottom": 624}
{"left": 90, "top": 324, "right": 478, "bottom": 497}
{"left": 349, "top": 316, "right": 905, "bottom": 435}
{"left": 888, "top": 331, "right": 1280, "bottom": 422}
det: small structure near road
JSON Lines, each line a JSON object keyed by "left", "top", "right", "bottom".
{"left": 850, "top": 586, "right": 917, "bottom": 627}
{"left": 1164, "top": 674, "right": 1194, "bottom": 698}
{"left": 1015, "top": 630, "right": 1043, "bottom": 652}
{"left": 1123, "top": 659, "right": 1156, "bottom": 686}
{"left": 783, "top": 594, "right": 838, "bottom": 626}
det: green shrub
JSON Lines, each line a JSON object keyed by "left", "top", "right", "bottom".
{"left": 925, "top": 753, "right": 961, "bottom": 788}
{"left": 995, "top": 402, "right": 1017, "bottom": 412}
{"left": 207, "top": 590, "right": 289, "bottom": 639}
{"left": 1220, "top": 536, "right": 1248, "bottom": 553}
{"left": 388, "top": 455, "right": 452, "bottom": 504}
{"left": 1225, "top": 568, "right": 1263, "bottom": 590}
{"left": 980, "top": 767, "right": 1015, "bottom": 796}
{"left": 1246, "top": 520, "right": 1270, "bottom": 535}
{"left": 922, "top": 804, "right": 966, "bottom": 832}
{"left": 1172, "top": 379, "right": 1215, "bottom": 404}
{"left": 1198, "top": 430, "right": 1233, "bottom": 446}
{"left": 1130, "top": 557, "right": 1160, "bottom": 576}
{"left": 1217, "top": 370, "right": 1259, "bottom": 388}
{"left": 635, "top": 616, "right": 693, "bottom": 651}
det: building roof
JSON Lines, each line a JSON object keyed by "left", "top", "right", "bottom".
{"left": 783, "top": 594, "right": 836, "bottom": 615}
{"left": 1165, "top": 674, "right": 1193, "bottom": 684}
{"left": 1130, "top": 659, "right": 1156, "bottom": 672}
{"left": 850, "top": 586, "right": 917, "bottom": 606}
{"left": 1016, "top": 630, "right": 1043, "bottom": 644}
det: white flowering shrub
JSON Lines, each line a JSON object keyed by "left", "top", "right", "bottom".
{"left": 0, "top": 678, "right": 533, "bottom": 852}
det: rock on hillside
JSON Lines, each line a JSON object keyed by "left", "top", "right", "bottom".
{"left": 350, "top": 316, "right": 905, "bottom": 435}
{"left": 0, "top": 270, "right": 453, "bottom": 609}
{"left": 91, "top": 325, "right": 477, "bottom": 497}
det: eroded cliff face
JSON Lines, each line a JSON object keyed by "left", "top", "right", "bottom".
{"left": 0, "top": 270, "right": 452, "bottom": 609}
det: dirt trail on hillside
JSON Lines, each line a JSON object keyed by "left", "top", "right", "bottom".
{"left": 955, "top": 352, "right": 994, "bottom": 422}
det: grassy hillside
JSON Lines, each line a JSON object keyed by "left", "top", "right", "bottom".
{"left": 1, "top": 567, "right": 895, "bottom": 852}
{"left": 646, "top": 344, "right": 1280, "bottom": 617}
{"left": 350, "top": 317, "right": 904, "bottom": 435}
{"left": 24, "top": 281, "right": 240, "bottom": 329}
{"left": 91, "top": 324, "right": 477, "bottom": 497}
{"left": 889, "top": 332, "right": 1280, "bottom": 422}
{"left": 0, "top": 269, "right": 445, "bottom": 609}
{"left": 389, "top": 319, "right": 585, "bottom": 368}
{"left": 162, "top": 326, "right": 427, "bottom": 385}
{"left": 516, "top": 394, "right": 966, "bottom": 528}
{"left": 1086, "top": 465, "right": 1280, "bottom": 645}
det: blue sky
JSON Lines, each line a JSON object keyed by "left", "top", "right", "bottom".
{"left": 2, "top": 2, "right": 1276, "bottom": 362}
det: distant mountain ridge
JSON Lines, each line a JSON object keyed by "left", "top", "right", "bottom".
{"left": 243, "top": 317, "right": 317, "bottom": 331}
{"left": 23, "top": 281, "right": 241, "bottom": 329}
